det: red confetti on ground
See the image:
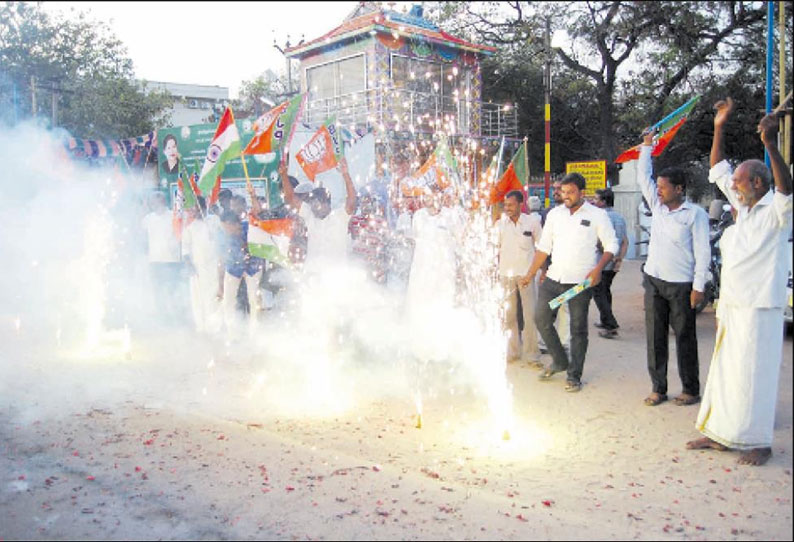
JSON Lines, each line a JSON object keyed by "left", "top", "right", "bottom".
{"left": 72, "top": 451, "right": 79, "bottom": 457}
{"left": 86, "top": 476, "right": 95, "bottom": 481}
{"left": 18, "top": 475, "right": 25, "bottom": 480}
{"left": 143, "top": 439, "right": 154, "bottom": 446}
{"left": 135, "top": 466, "right": 142, "bottom": 472}
{"left": 285, "top": 486, "right": 295, "bottom": 491}
{"left": 217, "top": 435, "right": 226, "bottom": 440}
{"left": 542, "top": 500, "right": 553, "bottom": 507}
{"left": 372, "top": 465, "right": 381, "bottom": 472}
{"left": 516, "top": 514, "right": 528, "bottom": 522}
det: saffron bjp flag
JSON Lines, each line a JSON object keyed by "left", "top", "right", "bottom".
{"left": 400, "top": 153, "right": 449, "bottom": 196}
{"left": 197, "top": 107, "right": 241, "bottom": 195}
{"left": 400, "top": 136, "right": 459, "bottom": 196}
{"left": 615, "top": 95, "right": 700, "bottom": 164}
{"left": 489, "top": 140, "right": 528, "bottom": 204}
{"left": 243, "top": 94, "right": 306, "bottom": 155}
{"left": 295, "top": 117, "right": 343, "bottom": 181}
{"left": 247, "top": 215, "right": 293, "bottom": 267}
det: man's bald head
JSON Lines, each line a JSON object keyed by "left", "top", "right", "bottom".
{"left": 738, "top": 159, "right": 772, "bottom": 189}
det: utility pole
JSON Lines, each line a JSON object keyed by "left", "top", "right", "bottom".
{"left": 273, "top": 36, "right": 296, "bottom": 97}
{"left": 30, "top": 75, "right": 37, "bottom": 116}
{"left": 780, "top": 1, "right": 790, "bottom": 165}
{"left": 764, "top": 1, "right": 774, "bottom": 166}
{"left": 51, "top": 84, "right": 58, "bottom": 128}
{"left": 543, "top": 17, "right": 551, "bottom": 208}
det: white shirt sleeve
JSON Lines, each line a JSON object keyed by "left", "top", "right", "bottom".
{"left": 530, "top": 214, "right": 543, "bottom": 250}
{"left": 536, "top": 210, "right": 554, "bottom": 255}
{"left": 773, "top": 190, "right": 794, "bottom": 229}
{"left": 691, "top": 208, "right": 711, "bottom": 292}
{"left": 708, "top": 159, "right": 740, "bottom": 210}
{"left": 637, "top": 145, "right": 659, "bottom": 210}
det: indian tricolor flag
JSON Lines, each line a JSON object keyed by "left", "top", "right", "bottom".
{"left": 197, "top": 107, "right": 241, "bottom": 195}
{"left": 616, "top": 95, "right": 700, "bottom": 163}
{"left": 247, "top": 215, "right": 293, "bottom": 267}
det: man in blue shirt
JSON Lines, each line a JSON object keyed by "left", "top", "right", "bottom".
{"left": 591, "top": 188, "right": 628, "bottom": 338}
{"left": 219, "top": 210, "right": 264, "bottom": 334}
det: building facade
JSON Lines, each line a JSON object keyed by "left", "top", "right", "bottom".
{"left": 285, "top": 3, "right": 518, "bottom": 178}
{"left": 144, "top": 81, "right": 229, "bottom": 127}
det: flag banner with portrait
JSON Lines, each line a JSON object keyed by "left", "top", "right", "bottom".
{"left": 158, "top": 118, "right": 283, "bottom": 208}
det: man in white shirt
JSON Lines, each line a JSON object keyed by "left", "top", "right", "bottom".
{"left": 638, "top": 132, "right": 710, "bottom": 408}
{"left": 686, "top": 98, "right": 792, "bottom": 466}
{"left": 281, "top": 156, "right": 357, "bottom": 274}
{"left": 498, "top": 190, "right": 543, "bottom": 367}
{"left": 141, "top": 191, "right": 182, "bottom": 322}
{"left": 182, "top": 196, "right": 222, "bottom": 334}
{"left": 519, "top": 173, "right": 618, "bottom": 392}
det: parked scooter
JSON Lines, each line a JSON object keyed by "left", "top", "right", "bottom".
{"left": 695, "top": 201, "right": 734, "bottom": 313}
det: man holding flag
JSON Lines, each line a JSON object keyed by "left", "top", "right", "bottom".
{"left": 519, "top": 173, "right": 617, "bottom": 393}
{"left": 637, "top": 128, "right": 710, "bottom": 408}
{"left": 281, "top": 154, "right": 357, "bottom": 273}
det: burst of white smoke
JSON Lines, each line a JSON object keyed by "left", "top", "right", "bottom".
{"left": 0, "top": 121, "right": 518, "bottom": 447}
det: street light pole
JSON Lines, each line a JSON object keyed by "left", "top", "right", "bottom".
{"left": 543, "top": 18, "right": 552, "bottom": 208}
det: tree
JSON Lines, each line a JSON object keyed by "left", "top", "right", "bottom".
{"left": 232, "top": 69, "right": 292, "bottom": 119}
{"left": 0, "top": 2, "right": 173, "bottom": 138}
{"left": 432, "top": 1, "right": 767, "bottom": 181}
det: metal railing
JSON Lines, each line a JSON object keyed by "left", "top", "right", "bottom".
{"left": 302, "top": 88, "right": 518, "bottom": 138}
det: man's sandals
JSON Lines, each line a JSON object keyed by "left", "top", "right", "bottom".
{"left": 644, "top": 393, "right": 668, "bottom": 406}
{"left": 673, "top": 393, "right": 700, "bottom": 406}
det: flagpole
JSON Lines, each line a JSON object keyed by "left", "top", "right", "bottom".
{"left": 139, "top": 131, "right": 157, "bottom": 191}
{"left": 647, "top": 95, "right": 700, "bottom": 134}
{"left": 522, "top": 136, "right": 529, "bottom": 197}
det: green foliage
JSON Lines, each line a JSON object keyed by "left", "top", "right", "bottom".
{"left": 431, "top": 1, "right": 772, "bottom": 182}
{"left": 0, "top": 2, "right": 173, "bottom": 138}
{"left": 233, "top": 69, "right": 291, "bottom": 119}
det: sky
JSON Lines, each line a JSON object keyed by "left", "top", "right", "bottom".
{"left": 41, "top": 1, "right": 375, "bottom": 98}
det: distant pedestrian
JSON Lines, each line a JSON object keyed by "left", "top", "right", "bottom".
{"left": 591, "top": 188, "right": 628, "bottom": 338}
{"left": 141, "top": 191, "right": 182, "bottom": 322}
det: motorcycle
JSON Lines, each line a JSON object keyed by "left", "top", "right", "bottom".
{"left": 695, "top": 203, "right": 733, "bottom": 313}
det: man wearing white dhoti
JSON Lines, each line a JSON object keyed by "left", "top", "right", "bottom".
{"left": 182, "top": 197, "right": 222, "bottom": 334}
{"left": 686, "top": 98, "right": 793, "bottom": 466}
{"left": 497, "top": 190, "right": 543, "bottom": 367}
{"left": 405, "top": 191, "right": 459, "bottom": 361}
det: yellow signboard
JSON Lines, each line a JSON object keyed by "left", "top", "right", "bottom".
{"left": 565, "top": 160, "right": 607, "bottom": 196}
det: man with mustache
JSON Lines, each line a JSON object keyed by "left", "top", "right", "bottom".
{"left": 686, "top": 98, "right": 792, "bottom": 466}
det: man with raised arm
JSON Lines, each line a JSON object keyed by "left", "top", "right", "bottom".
{"left": 637, "top": 129, "right": 710, "bottom": 408}
{"left": 686, "top": 98, "right": 792, "bottom": 466}
{"left": 281, "top": 154, "right": 357, "bottom": 272}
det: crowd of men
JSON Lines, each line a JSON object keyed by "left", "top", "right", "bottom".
{"left": 140, "top": 99, "right": 791, "bottom": 467}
